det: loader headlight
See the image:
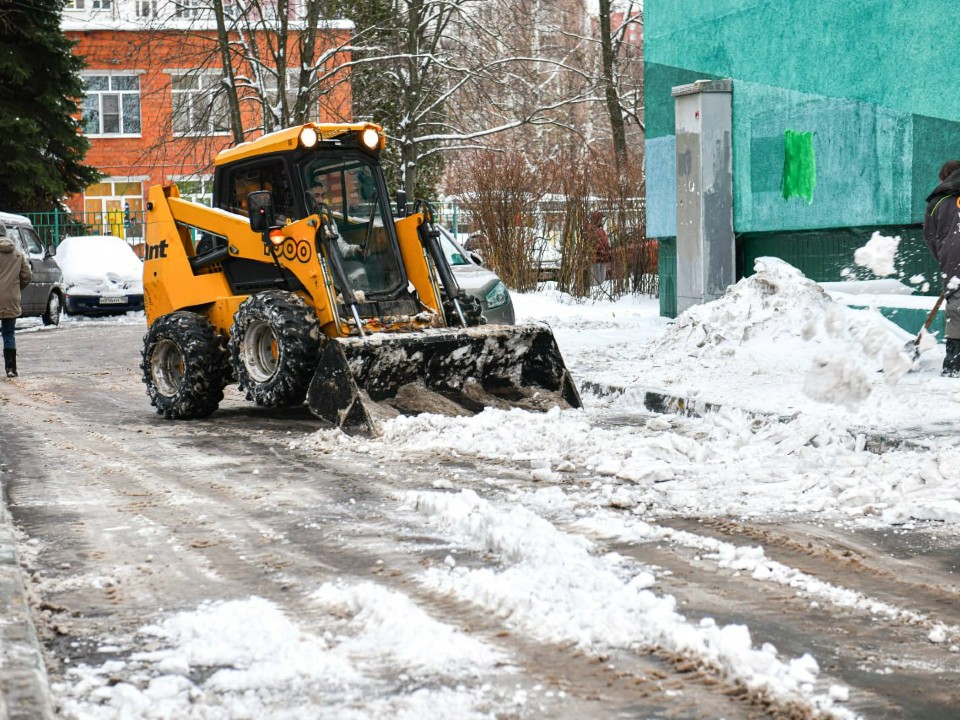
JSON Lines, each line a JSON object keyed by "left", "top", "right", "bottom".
{"left": 361, "top": 127, "right": 380, "bottom": 150}
{"left": 485, "top": 281, "right": 509, "bottom": 309}
{"left": 299, "top": 126, "right": 318, "bottom": 148}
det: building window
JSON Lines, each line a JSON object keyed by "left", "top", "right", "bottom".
{"left": 171, "top": 72, "right": 229, "bottom": 136}
{"left": 264, "top": 69, "right": 306, "bottom": 116}
{"left": 173, "top": 0, "right": 205, "bottom": 18}
{"left": 82, "top": 75, "right": 141, "bottom": 136}
{"left": 136, "top": 0, "right": 156, "bottom": 17}
{"left": 66, "top": 0, "right": 113, "bottom": 8}
{"left": 173, "top": 176, "right": 214, "bottom": 206}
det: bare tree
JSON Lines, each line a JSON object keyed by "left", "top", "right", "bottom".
{"left": 596, "top": 0, "right": 643, "bottom": 177}
{"left": 104, "top": 0, "right": 642, "bottom": 206}
{"left": 337, "top": 0, "right": 613, "bottom": 198}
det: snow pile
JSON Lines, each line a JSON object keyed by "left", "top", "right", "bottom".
{"left": 409, "top": 489, "right": 855, "bottom": 718}
{"left": 641, "top": 257, "right": 913, "bottom": 410}
{"left": 56, "top": 235, "right": 143, "bottom": 296}
{"left": 55, "top": 590, "right": 512, "bottom": 719}
{"left": 310, "top": 580, "right": 508, "bottom": 673}
{"left": 303, "top": 400, "right": 960, "bottom": 526}
{"left": 646, "top": 257, "right": 834, "bottom": 359}
{"left": 852, "top": 231, "right": 900, "bottom": 277}
{"left": 819, "top": 278, "right": 915, "bottom": 296}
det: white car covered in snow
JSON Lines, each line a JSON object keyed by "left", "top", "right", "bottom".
{"left": 57, "top": 235, "right": 144, "bottom": 316}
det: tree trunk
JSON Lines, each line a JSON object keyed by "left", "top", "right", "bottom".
{"left": 598, "top": 0, "right": 627, "bottom": 177}
{"left": 211, "top": 0, "right": 245, "bottom": 145}
{"left": 403, "top": 0, "right": 421, "bottom": 199}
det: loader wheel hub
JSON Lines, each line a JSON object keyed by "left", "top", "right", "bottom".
{"left": 152, "top": 338, "right": 185, "bottom": 397}
{"left": 242, "top": 320, "right": 279, "bottom": 382}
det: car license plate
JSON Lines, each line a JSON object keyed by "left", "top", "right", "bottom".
{"left": 99, "top": 296, "right": 128, "bottom": 305}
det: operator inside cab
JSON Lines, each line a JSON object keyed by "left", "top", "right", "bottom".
{"left": 308, "top": 181, "right": 363, "bottom": 261}
{"left": 302, "top": 163, "right": 402, "bottom": 296}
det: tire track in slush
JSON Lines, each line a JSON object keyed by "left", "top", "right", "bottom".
{"left": 367, "top": 440, "right": 960, "bottom": 720}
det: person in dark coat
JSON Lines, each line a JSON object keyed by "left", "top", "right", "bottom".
{"left": 0, "top": 222, "right": 32, "bottom": 378}
{"left": 924, "top": 160, "right": 960, "bottom": 376}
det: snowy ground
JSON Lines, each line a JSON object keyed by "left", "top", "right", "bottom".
{"left": 18, "top": 255, "right": 960, "bottom": 719}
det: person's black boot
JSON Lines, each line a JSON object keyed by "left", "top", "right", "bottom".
{"left": 3, "top": 348, "right": 15, "bottom": 378}
{"left": 943, "top": 339, "right": 960, "bottom": 377}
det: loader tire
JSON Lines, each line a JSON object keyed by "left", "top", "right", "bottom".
{"left": 229, "top": 290, "right": 321, "bottom": 407}
{"left": 142, "top": 312, "right": 231, "bottom": 420}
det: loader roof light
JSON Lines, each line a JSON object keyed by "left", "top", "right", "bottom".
{"left": 361, "top": 127, "right": 380, "bottom": 150}
{"left": 299, "top": 126, "right": 319, "bottom": 148}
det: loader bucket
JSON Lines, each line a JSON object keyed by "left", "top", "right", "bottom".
{"left": 307, "top": 324, "right": 582, "bottom": 433}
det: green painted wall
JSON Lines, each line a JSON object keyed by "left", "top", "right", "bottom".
{"left": 645, "top": 0, "right": 960, "bottom": 315}
{"left": 647, "top": 1, "right": 952, "bottom": 123}
{"left": 733, "top": 80, "right": 914, "bottom": 232}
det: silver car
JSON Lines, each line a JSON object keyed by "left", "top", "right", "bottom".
{"left": 0, "top": 212, "right": 64, "bottom": 326}
{"left": 437, "top": 226, "right": 515, "bottom": 325}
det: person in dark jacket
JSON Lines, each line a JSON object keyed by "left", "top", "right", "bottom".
{"left": 924, "top": 160, "right": 960, "bottom": 376}
{"left": 0, "top": 222, "right": 32, "bottom": 378}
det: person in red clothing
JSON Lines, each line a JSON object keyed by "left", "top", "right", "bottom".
{"left": 588, "top": 211, "right": 611, "bottom": 286}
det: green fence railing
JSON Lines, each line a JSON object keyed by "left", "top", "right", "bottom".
{"left": 23, "top": 209, "right": 146, "bottom": 249}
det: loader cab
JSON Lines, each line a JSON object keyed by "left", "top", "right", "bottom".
{"left": 214, "top": 148, "right": 408, "bottom": 302}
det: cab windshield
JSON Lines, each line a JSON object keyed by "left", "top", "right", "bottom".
{"left": 300, "top": 159, "right": 403, "bottom": 297}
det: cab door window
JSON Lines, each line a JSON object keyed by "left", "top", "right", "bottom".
{"left": 225, "top": 160, "right": 295, "bottom": 223}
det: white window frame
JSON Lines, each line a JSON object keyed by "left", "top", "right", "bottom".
{"left": 264, "top": 68, "right": 315, "bottom": 120}
{"left": 173, "top": 0, "right": 207, "bottom": 19}
{"left": 170, "top": 71, "right": 231, "bottom": 137}
{"left": 65, "top": 0, "right": 113, "bottom": 8}
{"left": 170, "top": 174, "right": 215, "bottom": 206}
{"left": 136, "top": 0, "right": 157, "bottom": 17}
{"left": 81, "top": 73, "right": 142, "bottom": 137}
{"left": 82, "top": 177, "right": 149, "bottom": 241}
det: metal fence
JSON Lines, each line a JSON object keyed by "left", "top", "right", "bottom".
{"left": 431, "top": 198, "right": 647, "bottom": 241}
{"left": 22, "top": 197, "right": 645, "bottom": 249}
{"left": 23, "top": 209, "right": 146, "bottom": 249}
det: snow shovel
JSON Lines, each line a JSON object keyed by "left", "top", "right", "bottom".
{"left": 905, "top": 289, "right": 946, "bottom": 361}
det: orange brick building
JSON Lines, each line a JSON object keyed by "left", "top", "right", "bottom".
{"left": 62, "top": 1, "right": 353, "bottom": 232}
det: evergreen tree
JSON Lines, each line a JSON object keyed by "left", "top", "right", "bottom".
{"left": 0, "top": 0, "right": 99, "bottom": 211}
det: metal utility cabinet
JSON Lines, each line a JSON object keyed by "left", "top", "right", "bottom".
{"left": 673, "top": 79, "right": 734, "bottom": 314}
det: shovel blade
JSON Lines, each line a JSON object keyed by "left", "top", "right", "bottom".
{"left": 306, "top": 324, "right": 582, "bottom": 433}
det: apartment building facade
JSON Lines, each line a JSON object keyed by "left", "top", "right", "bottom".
{"left": 646, "top": 0, "right": 951, "bottom": 316}
{"left": 61, "top": 0, "right": 353, "bottom": 232}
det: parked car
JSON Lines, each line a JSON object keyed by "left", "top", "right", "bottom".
{"left": 0, "top": 212, "right": 64, "bottom": 325}
{"left": 437, "top": 226, "right": 515, "bottom": 325}
{"left": 533, "top": 236, "right": 561, "bottom": 282}
{"left": 56, "top": 235, "right": 144, "bottom": 316}
{"left": 463, "top": 231, "right": 560, "bottom": 283}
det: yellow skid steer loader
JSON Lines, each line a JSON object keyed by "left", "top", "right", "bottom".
{"left": 140, "top": 122, "right": 580, "bottom": 432}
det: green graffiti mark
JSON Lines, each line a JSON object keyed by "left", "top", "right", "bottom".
{"left": 782, "top": 130, "right": 816, "bottom": 204}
